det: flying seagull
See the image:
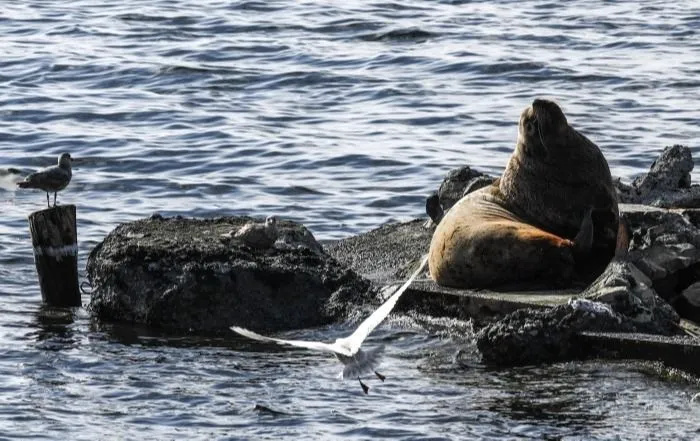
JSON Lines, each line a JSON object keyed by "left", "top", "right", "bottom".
{"left": 231, "top": 254, "right": 429, "bottom": 394}
{"left": 17, "top": 153, "right": 73, "bottom": 208}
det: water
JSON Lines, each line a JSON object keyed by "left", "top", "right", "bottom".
{"left": 1, "top": 0, "right": 700, "bottom": 439}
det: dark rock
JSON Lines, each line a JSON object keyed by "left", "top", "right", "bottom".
{"left": 423, "top": 166, "right": 496, "bottom": 229}
{"left": 425, "top": 192, "right": 443, "bottom": 224}
{"left": 616, "top": 145, "right": 700, "bottom": 208}
{"left": 633, "top": 144, "right": 693, "bottom": 193}
{"left": 476, "top": 301, "right": 635, "bottom": 366}
{"left": 476, "top": 258, "right": 682, "bottom": 367}
{"left": 678, "top": 280, "right": 700, "bottom": 323}
{"left": 463, "top": 175, "right": 497, "bottom": 197}
{"left": 436, "top": 166, "right": 492, "bottom": 212}
{"left": 620, "top": 204, "right": 700, "bottom": 308}
{"left": 324, "top": 219, "right": 431, "bottom": 283}
{"left": 87, "top": 216, "right": 372, "bottom": 334}
{"left": 582, "top": 259, "right": 679, "bottom": 334}
{"left": 681, "top": 281, "right": 700, "bottom": 308}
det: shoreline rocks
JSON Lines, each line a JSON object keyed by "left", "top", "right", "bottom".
{"left": 85, "top": 144, "right": 700, "bottom": 374}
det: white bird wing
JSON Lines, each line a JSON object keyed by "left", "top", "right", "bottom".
{"left": 342, "top": 254, "right": 429, "bottom": 353}
{"left": 230, "top": 326, "right": 349, "bottom": 355}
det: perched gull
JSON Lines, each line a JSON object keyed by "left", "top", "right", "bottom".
{"left": 229, "top": 216, "right": 278, "bottom": 249}
{"left": 17, "top": 153, "right": 72, "bottom": 208}
{"left": 231, "top": 255, "right": 429, "bottom": 394}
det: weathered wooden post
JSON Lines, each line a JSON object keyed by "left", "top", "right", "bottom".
{"left": 28, "top": 205, "right": 80, "bottom": 306}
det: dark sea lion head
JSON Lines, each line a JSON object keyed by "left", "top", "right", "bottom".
{"left": 518, "top": 99, "right": 570, "bottom": 157}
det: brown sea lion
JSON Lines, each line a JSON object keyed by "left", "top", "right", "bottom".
{"left": 429, "top": 99, "right": 619, "bottom": 289}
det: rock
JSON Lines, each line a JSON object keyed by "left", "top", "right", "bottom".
{"left": 633, "top": 144, "right": 692, "bottom": 193}
{"left": 582, "top": 259, "right": 679, "bottom": 334}
{"left": 462, "top": 175, "right": 496, "bottom": 197}
{"left": 435, "top": 166, "right": 495, "bottom": 213}
{"left": 619, "top": 204, "right": 700, "bottom": 310}
{"left": 324, "top": 219, "right": 431, "bottom": 283}
{"left": 275, "top": 222, "right": 324, "bottom": 255}
{"left": 681, "top": 281, "right": 700, "bottom": 307}
{"left": 678, "top": 281, "right": 700, "bottom": 323}
{"left": 476, "top": 301, "right": 634, "bottom": 366}
{"left": 616, "top": 145, "right": 700, "bottom": 208}
{"left": 87, "top": 216, "right": 372, "bottom": 334}
{"left": 423, "top": 166, "right": 496, "bottom": 228}
{"left": 425, "top": 193, "right": 443, "bottom": 225}
{"left": 476, "top": 259, "right": 681, "bottom": 366}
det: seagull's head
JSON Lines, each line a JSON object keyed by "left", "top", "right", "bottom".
{"left": 58, "top": 153, "right": 73, "bottom": 168}
{"left": 264, "top": 216, "right": 278, "bottom": 235}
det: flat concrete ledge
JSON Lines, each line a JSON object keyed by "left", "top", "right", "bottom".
{"left": 577, "top": 330, "right": 700, "bottom": 376}
{"left": 392, "top": 279, "right": 577, "bottom": 320}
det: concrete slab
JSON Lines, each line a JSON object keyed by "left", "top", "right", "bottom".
{"left": 393, "top": 279, "right": 577, "bottom": 320}
{"left": 577, "top": 330, "right": 700, "bottom": 376}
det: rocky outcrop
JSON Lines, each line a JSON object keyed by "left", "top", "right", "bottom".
{"left": 424, "top": 166, "right": 496, "bottom": 225}
{"left": 451, "top": 145, "right": 700, "bottom": 367}
{"left": 616, "top": 145, "right": 700, "bottom": 208}
{"left": 324, "top": 219, "right": 432, "bottom": 283}
{"left": 87, "top": 215, "right": 372, "bottom": 334}
{"left": 475, "top": 200, "right": 700, "bottom": 367}
{"left": 476, "top": 259, "right": 681, "bottom": 366}
{"left": 85, "top": 143, "right": 700, "bottom": 375}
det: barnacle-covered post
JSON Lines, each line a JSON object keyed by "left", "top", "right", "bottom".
{"left": 27, "top": 205, "right": 80, "bottom": 306}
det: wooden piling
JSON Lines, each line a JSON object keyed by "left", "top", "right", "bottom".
{"left": 28, "top": 205, "right": 80, "bottom": 306}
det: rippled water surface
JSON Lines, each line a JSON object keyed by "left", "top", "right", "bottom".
{"left": 2, "top": 1, "right": 700, "bottom": 439}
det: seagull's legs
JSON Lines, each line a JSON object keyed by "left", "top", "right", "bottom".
{"left": 46, "top": 192, "right": 50, "bottom": 208}
{"left": 53, "top": 192, "right": 57, "bottom": 207}
{"left": 374, "top": 371, "right": 385, "bottom": 382}
{"left": 358, "top": 377, "right": 369, "bottom": 394}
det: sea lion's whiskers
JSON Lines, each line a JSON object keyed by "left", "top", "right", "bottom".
{"left": 537, "top": 118, "right": 547, "bottom": 150}
{"left": 534, "top": 106, "right": 548, "bottom": 150}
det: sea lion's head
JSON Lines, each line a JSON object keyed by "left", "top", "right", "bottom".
{"left": 518, "top": 99, "right": 570, "bottom": 156}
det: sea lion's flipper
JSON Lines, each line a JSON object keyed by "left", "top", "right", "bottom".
{"left": 615, "top": 218, "right": 630, "bottom": 258}
{"left": 573, "top": 208, "right": 594, "bottom": 255}
{"left": 359, "top": 378, "right": 369, "bottom": 394}
{"left": 374, "top": 371, "right": 385, "bottom": 382}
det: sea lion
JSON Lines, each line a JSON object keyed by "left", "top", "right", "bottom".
{"left": 429, "top": 99, "right": 619, "bottom": 289}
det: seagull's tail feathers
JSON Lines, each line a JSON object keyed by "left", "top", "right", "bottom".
{"left": 339, "top": 345, "right": 385, "bottom": 380}
{"left": 16, "top": 180, "right": 33, "bottom": 188}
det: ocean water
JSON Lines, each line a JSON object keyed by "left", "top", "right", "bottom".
{"left": 1, "top": 1, "right": 700, "bottom": 439}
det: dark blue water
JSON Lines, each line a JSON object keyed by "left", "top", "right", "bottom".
{"left": 2, "top": 1, "right": 700, "bottom": 439}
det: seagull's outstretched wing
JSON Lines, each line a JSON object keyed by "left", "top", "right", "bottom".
{"left": 230, "top": 326, "right": 349, "bottom": 355}
{"left": 342, "top": 254, "right": 429, "bottom": 353}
